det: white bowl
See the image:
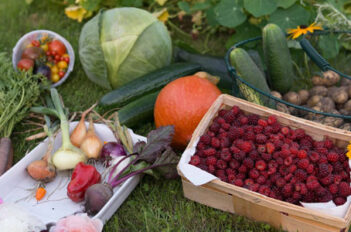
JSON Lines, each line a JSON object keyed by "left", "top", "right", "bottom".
{"left": 12, "top": 30, "right": 75, "bottom": 87}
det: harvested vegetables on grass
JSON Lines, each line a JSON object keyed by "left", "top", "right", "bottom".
{"left": 0, "top": 52, "right": 46, "bottom": 176}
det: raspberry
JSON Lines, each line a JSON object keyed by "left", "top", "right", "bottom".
{"left": 288, "top": 164, "right": 297, "bottom": 173}
{"left": 267, "top": 167, "right": 277, "bottom": 175}
{"left": 313, "top": 141, "right": 324, "bottom": 149}
{"left": 215, "top": 169, "right": 225, "bottom": 177}
{"left": 280, "top": 149, "right": 291, "bottom": 158}
{"left": 266, "top": 143, "right": 275, "bottom": 154}
{"left": 220, "top": 149, "right": 231, "bottom": 162}
{"left": 226, "top": 168, "right": 236, "bottom": 176}
{"left": 320, "top": 175, "right": 334, "bottom": 186}
{"left": 196, "top": 142, "right": 206, "bottom": 151}
{"left": 267, "top": 115, "right": 277, "bottom": 125}
{"left": 268, "top": 160, "right": 278, "bottom": 169}
{"left": 258, "top": 185, "right": 271, "bottom": 196}
{"left": 189, "top": 155, "right": 201, "bottom": 166}
{"left": 209, "top": 122, "right": 220, "bottom": 133}
{"left": 303, "top": 191, "right": 315, "bottom": 202}
{"left": 255, "top": 160, "right": 267, "bottom": 171}
{"left": 309, "top": 152, "right": 320, "bottom": 163}
{"left": 297, "top": 159, "right": 309, "bottom": 169}
{"left": 334, "top": 175, "right": 343, "bottom": 185}
{"left": 257, "top": 175, "right": 266, "bottom": 184}
{"left": 284, "top": 156, "right": 293, "bottom": 166}
{"left": 257, "top": 145, "right": 266, "bottom": 154}
{"left": 253, "top": 125, "right": 263, "bottom": 134}
{"left": 239, "top": 116, "right": 248, "bottom": 125}
{"left": 200, "top": 134, "right": 211, "bottom": 145}
{"left": 203, "top": 148, "right": 216, "bottom": 157}
{"left": 334, "top": 197, "right": 346, "bottom": 206}
{"left": 276, "top": 157, "right": 284, "bottom": 166}
{"left": 316, "top": 147, "right": 328, "bottom": 155}
{"left": 220, "top": 137, "right": 230, "bottom": 148}
{"left": 230, "top": 146, "right": 240, "bottom": 154}
{"left": 247, "top": 114, "right": 259, "bottom": 125}
{"left": 227, "top": 174, "right": 236, "bottom": 184}
{"left": 264, "top": 126, "right": 273, "bottom": 135}
{"left": 229, "top": 159, "right": 240, "bottom": 169}
{"left": 243, "top": 158, "right": 254, "bottom": 169}
{"left": 319, "top": 191, "right": 333, "bottom": 202}
{"left": 246, "top": 169, "right": 259, "bottom": 180}
{"left": 219, "top": 175, "right": 228, "bottom": 182}
{"left": 238, "top": 141, "right": 252, "bottom": 153}
{"left": 282, "top": 184, "right": 293, "bottom": 197}
{"left": 292, "top": 192, "right": 301, "bottom": 200}
{"left": 299, "top": 139, "right": 312, "bottom": 149}
{"left": 206, "top": 156, "right": 217, "bottom": 166}
{"left": 290, "top": 147, "right": 298, "bottom": 156}
{"left": 324, "top": 139, "right": 333, "bottom": 149}
{"left": 236, "top": 173, "right": 246, "bottom": 180}
{"left": 261, "top": 153, "right": 272, "bottom": 161}
{"left": 284, "top": 173, "right": 293, "bottom": 182}
{"left": 339, "top": 153, "right": 347, "bottom": 162}
{"left": 224, "top": 111, "right": 236, "bottom": 123}
{"left": 208, "top": 164, "right": 216, "bottom": 173}
{"left": 339, "top": 182, "right": 351, "bottom": 197}
{"left": 319, "top": 155, "right": 328, "bottom": 164}
{"left": 315, "top": 186, "right": 328, "bottom": 197}
{"left": 233, "top": 179, "right": 244, "bottom": 187}
{"left": 271, "top": 123, "right": 281, "bottom": 133}
{"left": 198, "top": 164, "right": 208, "bottom": 172}
{"left": 238, "top": 165, "right": 247, "bottom": 173}
{"left": 231, "top": 106, "right": 240, "bottom": 115}
{"left": 327, "top": 152, "right": 339, "bottom": 162}
{"left": 329, "top": 184, "right": 338, "bottom": 195}
{"left": 273, "top": 139, "right": 284, "bottom": 149}
{"left": 281, "top": 127, "right": 290, "bottom": 135}
{"left": 295, "top": 183, "right": 308, "bottom": 195}
{"left": 295, "top": 128, "right": 305, "bottom": 139}
{"left": 245, "top": 131, "right": 256, "bottom": 141}
{"left": 257, "top": 119, "right": 268, "bottom": 127}
{"left": 221, "top": 123, "right": 231, "bottom": 131}
{"left": 295, "top": 169, "right": 307, "bottom": 181}
{"left": 255, "top": 134, "right": 267, "bottom": 144}
{"left": 318, "top": 163, "right": 330, "bottom": 178}
{"left": 297, "top": 150, "right": 307, "bottom": 159}
{"left": 218, "top": 109, "right": 228, "bottom": 117}
{"left": 247, "top": 150, "right": 259, "bottom": 161}
{"left": 306, "top": 180, "right": 320, "bottom": 190}
{"left": 216, "top": 159, "right": 227, "bottom": 170}
{"left": 233, "top": 151, "right": 246, "bottom": 161}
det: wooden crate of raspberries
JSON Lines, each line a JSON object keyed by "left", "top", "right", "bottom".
{"left": 178, "top": 94, "right": 351, "bottom": 232}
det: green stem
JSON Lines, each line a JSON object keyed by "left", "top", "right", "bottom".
{"left": 60, "top": 118, "right": 71, "bottom": 147}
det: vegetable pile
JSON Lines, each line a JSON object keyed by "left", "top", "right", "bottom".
{"left": 190, "top": 105, "right": 351, "bottom": 206}
{"left": 17, "top": 34, "right": 70, "bottom": 83}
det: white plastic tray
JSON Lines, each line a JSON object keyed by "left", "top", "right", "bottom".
{"left": 0, "top": 122, "right": 146, "bottom": 225}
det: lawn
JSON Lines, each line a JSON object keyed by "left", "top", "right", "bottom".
{"left": 0, "top": 1, "right": 284, "bottom": 231}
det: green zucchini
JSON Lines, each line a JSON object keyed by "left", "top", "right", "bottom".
{"left": 119, "top": 91, "right": 159, "bottom": 127}
{"left": 174, "top": 47, "right": 233, "bottom": 89}
{"left": 263, "top": 24, "right": 295, "bottom": 94}
{"left": 99, "top": 62, "right": 202, "bottom": 109}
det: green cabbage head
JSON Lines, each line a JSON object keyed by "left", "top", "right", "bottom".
{"left": 79, "top": 7, "right": 172, "bottom": 89}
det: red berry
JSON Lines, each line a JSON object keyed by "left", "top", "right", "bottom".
{"left": 189, "top": 155, "right": 201, "bottom": 166}
{"left": 266, "top": 142, "right": 275, "bottom": 154}
{"left": 258, "top": 119, "right": 268, "bottom": 127}
{"left": 243, "top": 158, "right": 254, "bottom": 169}
{"left": 327, "top": 152, "right": 339, "bottom": 162}
{"left": 255, "top": 160, "right": 267, "bottom": 171}
{"left": 339, "top": 182, "right": 351, "bottom": 197}
{"left": 229, "top": 160, "right": 240, "bottom": 169}
{"left": 324, "top": 139, "right": 333, "bottom": 149}
{"left": 334, "top": 197, "right": 346, "bottom": 206}
{"left": 211, "top": 137, "right": 220, "bottom": 148}
{"left": 200, "top": 134, "right": 211, "bottom": 145}
{"left": 329, "top": 184, "right": 338, "bottom": 195}
{"left": 227, "top": 174, "right": 236, "bottom": 184}
{"left": 231, "top": 106, "right": 240, "bottom": 115}
{"left": 221, "top": 123, "right": 230, "bottom": 131}
{"left": 309, "top": 152, "right": 320, "bottom": 163}
{"left": 267, "top": 167, "right": 276, "bottom": 175}
{"left": 203, "top": 148, "right": 216, "bottom": 157}
{"left": 281, "top": 127, "right": 290, "bottom": 135}
{"left": 238, "top": 165, "right": 247, "bottom": 173}
{"left": 295, "top": 169, "right": 307, "bottom": 181}
{"left": 220, "top": 150, "right": 231, "bottom": 162}
{"left": 208, "top": 164, "right": 215, "bottom": 173}
{"left": 318, "top": 163, "right": 330, "bottom": 178}
{"left": 233, "top": 151, "right": 246, "bottom": 161}
{"left": 284, "top": 156, "right": 293, "bottom": 166}
{"left": 244, "top": 178, "right": 255, "bottom": 187}
{"left": 267, "top": 115, "right": 277, "bottom": 125}
{"left": 257, "top": 175, "right": 266, "bottom": 184}
{"left": 282, "top": 184, "right": 293, "bottom": 197}
{"left": 238, "top": 141, "right": 252, "bottom": 153}
{"left": 239, "top": 116, "right": 248, "bottom": 125}
{"left": 209, "top": 122, "right": 220, "bottom": 133}
{"left": 247, "top": 114, "right": 260, "bottom": 125}
{"left": 320, "top": 175, "right": 334, "bottom": 186}
{"left": 255, "top": 134, "right": 267, "bottom": 144}
{"left": 288, "top": 164, "right": 297, "bottom": 173}
{"left": 297, "top": 150, "right": 307, "bottom": 159}
{"left": 216, "top": 160, "right": 227, "bottom": 170}
{"left": 206, "top": 156, "right": 217, "bottom": 166}
{"left": 257, "top": 145, "right": 266, "bottom": 154}
{"left": 258, "top": 185, "right": 271, "bottom": 196}
{"left": 226, "top": 168, "right": 236, "bottom": 176}
{"left": 295, "top": 128, "right": 305, "bottom": 139}
{"left": 276, "top": 178, "right": 286, "bottom": 188}
{"left": 280, "top": 149, "right": 290, "bottom": 158}
{"left": 224, "top": 111, "right": 236, "bottom": 123}
{"left": 249, "top": 169, "right": 260, "bottom": 179}
{"left": 253, "top": 125, "right": 263, "bottom": 134}
{"left": 297, "top": 158, "right": 309, "bottom": 169}
{"left": 306, "top": 180, "right": 320, "bottom": 190}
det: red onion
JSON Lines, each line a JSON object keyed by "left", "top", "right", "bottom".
{"left": 100, "top": 142, "right": 126, "bottom": 166}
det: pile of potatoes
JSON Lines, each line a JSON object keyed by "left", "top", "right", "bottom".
{"left": 272, "top": 70, "right": 351, "bottom": 130}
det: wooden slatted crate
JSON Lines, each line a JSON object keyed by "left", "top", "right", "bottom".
{"left": 178, "top": 94, "right": 351, "bottom": 232}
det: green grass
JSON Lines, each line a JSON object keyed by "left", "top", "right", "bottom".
{"left": 0, "top": 1, "right": 284, "bottom": 231}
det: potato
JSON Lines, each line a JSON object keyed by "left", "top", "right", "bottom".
{"left": 283, "top": 91, "right": 301, "bottom": 105}
{"left": 341, "top": 78, "right": 351, "bottom": 86}
{"left": 276, "top": 103, "right": 290, "bottom": 114}
{"left": 323, "top": 116, "right": 344, "bottom": 127}
{"left": 271, "top": 91, "right": 282, "bottom": 99}
{"left": 320, "top": 97, "right": 335, "bottom": 112}
{"left": 331, "top": 88, "right": 348, "bottom": 104}
{"left": 344, "top": 100, "right": 351, "bottom": 112}
{"left": 298, "top": 90, "right": 309, "bottom": 105}
{"left": 340, "top": 123, "right": 351, "bottom": 130}
{"left": 297, "top": 105, "right": 309, "bottom": 117}
{"left": 322, "top": 70, "right": 340, "bottom": 86}
{"left": 336, "top": 103, "right": 344, "bottom": 111}
{"left": 307, "top": 95, "right": 322, "bottom": 107}
{"left": 339, "top": 109, "right": 350, "bottom": 115}
{"left": 312, "top": 76, "right": 325, "bottom": 86}
{"left": 309, "top": 86, "right": 328, "bottom": 97}
{"left": 346, "top": 85, "right": 351, "bottom": 97}
{"left": 288, "top": 106, "right": 298, "bottom": 115}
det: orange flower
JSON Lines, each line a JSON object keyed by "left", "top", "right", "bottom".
{"left": 287, "top": 23, "right": 323, "bottom": 39}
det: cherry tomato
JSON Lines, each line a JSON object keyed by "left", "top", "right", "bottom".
{"left": 46, "top": 51, "right": 51, "bottom": 56}
{"left": 63, "top": 56, "right": 70, "bottom": 63}
{"left": 51, "top": 74, "right": 60, "bottom": 83}
{"left": 41, "top": 43, "right": 49, "bottom": 52}
{"left": 48, "top": 40, "right": 66, "bottom": 56}
{"left": 55, "top": 55, "right": 61, "bottom": 61}
{"left": 31, "top": 40, "right": 40, "bottom": 47}
{"left": 51, "top": 65, "right": 59, "bottom": 74}
{"left": 58, "top": 61, "right": 68, "bottom": 69}
{"left": 58, "top": 70, "right": 65, "bottom": 78}
{"left": 51, "top": 51, "right": 57, "bottom": 56}
{"left": 17, "top": 58, "right": 34, "bottom": 71}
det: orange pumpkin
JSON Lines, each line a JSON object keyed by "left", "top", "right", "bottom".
{"left": 154, "top": 75, "right": 221, "bottom": 148}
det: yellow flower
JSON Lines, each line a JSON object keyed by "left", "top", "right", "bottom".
{"left": 65, "top": 5, "right": 91, "bottom": 23}
{"left": 287, "top": 23, "right": 323, "bottom": 39}
{"left": 153, "top": 8, "right": 169, "bottom": 23}
{"left": 346, "top": 151, "right": 351, "bottom": 159}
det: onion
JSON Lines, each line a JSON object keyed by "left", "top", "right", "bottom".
{"left": 100, "top": 142, "right": 126, "bottom": 166}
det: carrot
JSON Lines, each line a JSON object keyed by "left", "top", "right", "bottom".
{"left": 0, "top": 138, "right": 13, "bottom": 176}
{"left": 35, "top": 187, "right": 46, "bottom": 201}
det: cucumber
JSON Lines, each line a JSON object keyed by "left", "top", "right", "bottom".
{"left": 99, "top": 62, "right": 201, "bottom": 108}
{"left": 263, "top": 24, "right": 295, "bottom": 94}
{"left": 174, "top": 47, "right": 233, "bottom": 89}
{"left": 119, "top": 91, "right": 159, "bottom": 127}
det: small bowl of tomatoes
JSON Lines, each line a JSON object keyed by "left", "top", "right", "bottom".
{"left": 12, "top": 30, "right": 75, "bottom": 87}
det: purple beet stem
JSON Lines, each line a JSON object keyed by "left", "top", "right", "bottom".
{"left": 107, "top": 153, "right": 138, "bottom": 183}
